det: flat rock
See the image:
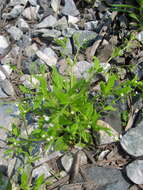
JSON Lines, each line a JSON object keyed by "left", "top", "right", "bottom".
{"left": 36, "top": 15, "right": 57, "bottom": 28}
{"left": 62, "top": 0, "right": 79, "bottom": 16}
{"left": 120, "top": 121, "right": 143, "bottom": 157}
{"left": 126, "top": 160, "right": 143, "bottom": 184}
{"left": 73, "top": 30, "right": 97, "bottom": 48}
{"left": 73, "top": 164, "right": 130, "bottom": 190}
{"left": 0, "top": 79, "right": 15, "bottom": 96}
{"left": 7, "top": 26, "right": 23, "bottom": 41}
{"left": 36, "top": 47, "right": 57, "bottom": 67}
{"left": 73, "top": 61, "right": 92, "bottom": 78}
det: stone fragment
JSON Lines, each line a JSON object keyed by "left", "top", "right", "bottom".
{"left": 24, "top": 43, "right": 38, "bottom": 57}
{"left": 73, "top": 61, "right": 92, "bottom": 78}
{"left": 73, "top": 30, "right": 97, "bottom": 48}
{"left": 20, "top": 74, "right": 40, "bottom": 89}
{"left": 36, "top": 48, "right": 57, "bottom": 67}
{"left": 51, "top": 0, "right": 61, "bottom": 12}
{"left": 55, "top": 17, "right": 68, "bottom": 30}
{"left": 121, "top": 121, "right": 143, "bottom": 157}
{"left": 22, "top": 6, "right": 39, "bottom": 20}
{"left": 73, "top": 165, "right": 130, "bottom": 190}
{"left": 62, "top": 0, "right": 79, "bottom": 16}
{"left": 136, "top": 31, "right": 143, "bottom": 42}
{"left": 7, "top": 26, "right": 23, "bottom": 41}
{"left": 0, "top": 36, "right": 10, "bottom": 59}
{"left": 84, "top": 21, "right": 98, "bottom": 30}
{"left": 3, "top": 5, "right": 24, "bottom": 19}
{"left": 68, "top": 15, "right": 79, "bottom": 24}
{"left": 61, "top": 153, "right": 73, "bottom": 172}
{"left": 0, "top": 70, "right": 6, "bottom": 81}
{"left": 29, "top": 0, "right": 37, "bottom": 6}
{"left": 32, "top": 163, "right": 51, "bottom": 179}
{"left": 34, "top": 29, "right": 61, "bottom": 37}
{"left": 36, "top": 15, "right": 57, "bottom": 28}
{"left": 0, "top": 79, "right": 15, "bottom": 96}
{"left": 17, "top": 18, "right": 29, "bottom": 32}
{"left": 126, "top": 160, "right": 143, "bottom": 184}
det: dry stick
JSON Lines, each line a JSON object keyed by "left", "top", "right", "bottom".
{"left": 46, "top": 175, "right": 70, "bottom": 190}
{"left": 125, "top": 108, "right": 139, "bottom": 131}
{"left": 88, "top": 11, "right": 118, "bottom": 60}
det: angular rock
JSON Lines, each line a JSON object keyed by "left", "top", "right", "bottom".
{"left": 55, "top": 17, "right": 68, "bottom": 30}
{"left": 3, "top": 5, "right": 24, "bottom": 19}
{"left": 17, "top": 18, "right": 29, "bottom": 32}
{"left": 22, "top": 6, "right": 39, "bottom": 20}
{"left": 136, "top": 31, "right": 143, "bottom": 42}
{"left": 73, "top": 61, "right": 92, "bottom": 78}
{"left": 97, "top": 120, "right": 119, "bottom": 145}
{"left": 61, "top": 153, "right": 73, "bottom": 172}
{"left": 84, "top": 21, "right": 98, "bottom": 31}
{"left": 51, "top": 0, "right": 61, "bottom": 12}
{"left": 7, "top": 26, "right": 23, "bottom": 41}
{"left": 62, "top": 0, "right": 79, "bottom": 16}
{"left": 36, "top": 47, "right": 57, "bottom": 67}
{"left": 0, "top": 36, "right": 11, "bottom": 59}
{"left": 36, "top": 15, "right": 57, "bottom": 28}
{"left": 34, "top": 28, "right": 61, "bottom": 38}
{"left": 0, "top": 79, "right": 15, "bottom": 96}
{"left": 126, "top": 160, "right": 143, "bottom": 184}
{"left": 121, "top": 121, "right": 143, "bottom": 157}
{"left": 74, "top": 165, "right": 130, "bottom": 190}
{"left": 73, "top": 30, "right": 97, "bottom": 48}
{"left": 20, "top": 74, "right": 40, "bottom": 89}
{"left": 68, "top": 15, "right": 79, "bottom": 24}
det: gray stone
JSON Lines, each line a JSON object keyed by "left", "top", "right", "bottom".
{"left": 0, "top": 36, "right": 11, "bottom": 59}
{"left": 32, "top": 163, "right": 51, "bottom": 179}
{"left": 20, "top": 74, "right": 40, "bottom": 89}
{"left": 22, "top": 6, "right": 39, "bottom": 20}
{"left": 29, "top": 0, "right": 37, "bottom": 6}
{"left": 55, "top": 17, "right": 68, "bottom": 30}
{"left": 126, "top": 160, "right": 143, "bottom": 184}
{"left": 74, "top": 165, "right": 130, "bottom": 190}
{"left": 51, "top": 0, "right": 61, "bottom": 12}
{"left": 61, "top": 153, "right": 73, "bottom": 172}
{"left": 7, "top": 26, "right": 23, "bottom": 41}
{"left": 34, "top": 29, "right": 61, "bottom": 38}
{"left": 3, "top": 5, "right": 24, "bottom": 19}
{"left": 68, "top": 15, "right": 79, "bottom": 24}
{"left": 17, "top": 18, "right": 29, "bottom": 32}
{"left": 62, "top": 0, "right": 79, "bottom": 16}
{"left": 84, "top": 21, "right": 98, "bottom": 31}
{"left": 121, "top": 121, "right": 143, "bottom": 156}
{"left": 62, "top": 28, "right": 77, "bottom": 37}
{"left": 36, "top": 47, "right": 57, "bottom": 67}
{"left": 136, "top": 31, "right": 143, "bottom": 42}
{"left": 0, "top": 101, "right": 19, "bottom": 144}
{"left": 9, "top": 0, "right": 27, "bottom": 6}
{"left": 73, "top": 30, "right": 97, "bottom": 48}
{"left": 36, "top": 15, "right": 57, "bottom": 28}
{"left": 73, "top": 61, "right": 92, "bottom": 78}
{"left": 0, "top": 79, "right": 15, "bottom": 96}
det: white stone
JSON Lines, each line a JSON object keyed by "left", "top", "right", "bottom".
{"left": 0, "top": 36, "right": 9, "bottom": 49}
{"left": 36, "top": 48, "right": 57, "bottom": 67}
{"left": 2, "top": 64, "right": 12, "bottom": 76}
{"left": 20, "top": 74, "right": 40, "bottom": 89}
{"left": 22, "top": 6, "right": 39, "bottom": 20}
{"left": 36, "top": 15, "right": 57, "bottom": 28}
{"left": 0, "top": 70, "right": 6, "bottom": 81}
{"left": 126, "top": 160, "right": 143, "bottom": 184}
{"left": 68, "top": 15, "right": 79, "bottom": 24}
{"left": 17, "top": 18, "right": 29, "bottom": 32}
{"left": 51, "top": 0, "right": 61, "bottom": 12}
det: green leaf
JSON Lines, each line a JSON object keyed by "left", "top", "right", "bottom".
{"left": 103, "top": 105, "right": 116, "bottom": 111}
{"left": 104, "top": 74, "right": 116, "bottom": 95}
{"left": 33, "top": 175, "right": 44, "bottom": 190}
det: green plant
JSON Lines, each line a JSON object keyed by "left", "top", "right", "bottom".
{"left": 110, "top": 0, "right": 143, "bottom": 30}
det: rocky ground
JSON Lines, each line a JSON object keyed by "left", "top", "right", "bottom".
{"left": 0, "top": 0, "right": 143, "bottom": 189}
